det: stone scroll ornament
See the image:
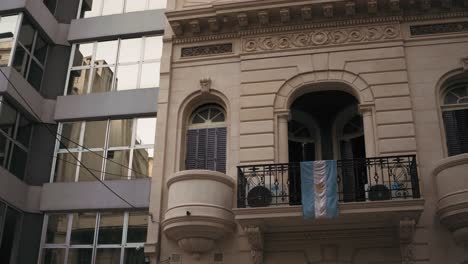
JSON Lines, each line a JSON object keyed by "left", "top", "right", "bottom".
{"left": 242, "top": 24, "right": 400, "bottom": 53}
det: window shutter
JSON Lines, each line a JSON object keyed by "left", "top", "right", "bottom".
{"left": 215, "top": 127, "right": 227, "bottom": 173}
{"left": 185, "top": 127, "right": 227, "bottom": 173}
{"left": 206, "top": 128, "right": 217, "bottom": 171}
{"left": 196, "top": 129, "right": 207, "bottom": 169}
{"left": 443, "top": 109, "right": 468, "bottom": 156}
{"left": 185, "top": 129, "right": 198, "bottom": 170}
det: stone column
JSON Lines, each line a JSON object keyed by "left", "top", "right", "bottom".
{"left": 277, "top": 110, "right": 290, "bottom": 163}
{"left": 359, "top": 104, "right": 376, "bottom": 157}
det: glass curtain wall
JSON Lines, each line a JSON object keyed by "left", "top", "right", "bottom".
{"left": 0, "top": 97, "right": 34, "bottom": 180}
{"left": 78, "top": 0, "right": 166, "bottom": 18}
{"left": 52, "top": 117, "right": 156, "bottom": 182}
{"left": 66, "top": 36, "right": 162, "bottom": 95}
{"left": 0, "top": 14, "right": 21, "bottom": 67}
{"left": 0, "top": 201, "right": 23, "bottom": 264}
{"left": 11, "top": 16, "right": 48, "bottom": 92}
{"left": 41, "top": 211, "right": 147, "bottom": 264}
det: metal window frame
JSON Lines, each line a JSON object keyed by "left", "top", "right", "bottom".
{"left": 39, "top": 211, "right": 146, "bottom": 264}
{"left": 76, "top": 0, "right": 164, "bottom": 19}
{"left": 51, "top": 117, "right": 156, "bottom": 182}
{"left": 64, "top": 36, "right": 162, "bottom": 96}
{"left": 0, "top": 96, "right": 33, "bottom": 179}
{"left": 12, "top": 14, "right": 48, "bottom": 92}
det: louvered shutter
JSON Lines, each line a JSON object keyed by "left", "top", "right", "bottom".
{"left": 215, "top": 127, "right": 227, "bottom": 173}
{"left": 185, "top": 127, "right": 227, "bottom": 173}
{"left": 185, "top": 129, "right": 198, "bottom": 170}
{"left": 443, "top": 109, "right": 468, "bottom": 156}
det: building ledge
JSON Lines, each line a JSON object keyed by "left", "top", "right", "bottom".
{"left": 233, "top": 199, "right": 425, "bottom": 233}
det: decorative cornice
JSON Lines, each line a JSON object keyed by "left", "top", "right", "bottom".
{"left": 169, "top": 0, "right": 468, "bottom": 44}
{"left": 241, "top": 24, "right": 400, "bottom": 53}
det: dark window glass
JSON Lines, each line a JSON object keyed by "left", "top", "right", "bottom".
{"left": 27, "top": 59, "right": 44, "bottom": 91}
{"left": 68, "top": 248, "right": 93, "bottom": 264}
{"left": 43, "top": 248, "right": 65, "bottom": 264}
{"left": 46, "top": 214, "right": 68, "bottom": 244}
{"left": 95, "top": 248, "right": 121, "bottom": 264}
{"left": 33, "top": 35, "right": 48, "bottom": 64}
{"left": 124, "top": 248, "right": 145, "bottom": 264}
{"left": 0, "top": 101, "right": 17, "bottom": 136}
{"left": 126, "top": 212, "right": 147, "bottom": 243}
{"left": 104, "top": 149, "right": 130, "bottom": 180}
{"left": 98, "top": 212, "right": 123, "bottom": 244}
{"left": 0, "top": 207, "right": 21, "bottom": 263}
{"left": 12, "top": 45, "right": 29, "bottom": 75}
{"left": 9, "top": 145, "right": 28, "bottom": 179}
{"left": 18, "top": 18, "right": 35, "bottom": 50}
{"left": 443, "top": 109, "right": 468, "bottom": 156}
{"left": 70, "top": 213, "right": 96, "bottom": 245}
{"left": 16, "top": 116, "right": 33, "bottom": 147}
{"left": 44, "top": 0, "right": 58, "bottom": 14}
{"left": 0, "top": 132, "right": 12, "bottom": 168}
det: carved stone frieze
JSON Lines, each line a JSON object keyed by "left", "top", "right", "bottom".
{"left": 200, "top": 77, "right": 212, "bottom": 93}
{"left": 242, "top": 24, "right": 400, "bottom": 53}
{"left": 181, "top": 43, "right": 233, "bottom": 57}
{"left": 462, "top": 57, "right": 468, "bottom": 72}
{"left": 345, "top": 1, "right": 356, "bottom": 16}
{"left": 410, "top": 21, "right": 468, "bottom": 36}
{"left": 301, "top": 7, "right": 312, "bottom": 20}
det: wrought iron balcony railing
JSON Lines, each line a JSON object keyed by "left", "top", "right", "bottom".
{"left": 237, "top": 155, "right": 420, "bottom": 208}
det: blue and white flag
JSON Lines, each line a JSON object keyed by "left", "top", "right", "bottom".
{"left": 300, "top": 160, "right": 338, "bottom": 219}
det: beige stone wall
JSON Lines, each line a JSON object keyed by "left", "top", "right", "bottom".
{"left": 147, "top": 12, "right": 468, "bottom": 264}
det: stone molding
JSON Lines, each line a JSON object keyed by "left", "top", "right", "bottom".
{"left": 410, "top": 21, "right": 468, "bottom": 36}
{"left": 181, "top": 43, "right": 233, "bottom": 57}
{"left": 242, "top": 24, "right": 400, "bottom": 53}
{"left": 167, "top": 169, "right": 236, "bottom": 187}
{"left": 244, "top": 225, "right": 264, "bottom": 264}
{"left": 432, "top": 153, "right": 468, "bottom": 176}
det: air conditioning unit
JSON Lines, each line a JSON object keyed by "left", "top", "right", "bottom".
{"left": 247, "top": 186, "right": 272, "bottom": 207}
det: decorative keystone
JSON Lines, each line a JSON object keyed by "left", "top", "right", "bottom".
{"left": 200, "top": 78, "right": 212, "bottom": 94}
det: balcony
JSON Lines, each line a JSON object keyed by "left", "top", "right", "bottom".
{"left": 233, "top": 155, "right": 424, "bottom": 251}
{"left": 433, "top": 153, "right": 468, "bottom": 244}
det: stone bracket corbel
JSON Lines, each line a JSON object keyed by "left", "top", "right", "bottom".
{"left": 399, "top": 219, "right": 416, "bottom": 264}
{"left": 200, "top": 77, "right": 212, "bottom": 94}
{"left": 244, "top": 225, "right": 264, "bottom": 264}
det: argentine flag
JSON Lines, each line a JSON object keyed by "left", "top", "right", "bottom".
{"left": 300, "top": 160, "right": 339, "bottom": 219}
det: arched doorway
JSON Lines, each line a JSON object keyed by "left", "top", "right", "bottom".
{"left": 288, "top": 90, "right": 366, "bottom": 203}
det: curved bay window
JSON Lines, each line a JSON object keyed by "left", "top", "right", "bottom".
{"left": 185, "top": 104, "right": 227, "bottom": 173}
{"left": 441, "top": 80, "right": 468, "bottom": 156}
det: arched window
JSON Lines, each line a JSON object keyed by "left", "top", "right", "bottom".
{"left": 441, "top": 81, "right": 468, "bottom": 156}
{"left": 185, "top": 104, "right": 227, "bottom": 173}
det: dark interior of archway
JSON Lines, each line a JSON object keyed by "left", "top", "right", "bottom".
{"left": 288, "top": 90, "right": 367, "bottom": 203}
{"left": 289, "top": 90, "right": 363, "bottom": 161}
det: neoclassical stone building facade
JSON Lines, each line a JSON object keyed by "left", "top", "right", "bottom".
{"left": 145, "top": 0, "right": 468, "bottom": 263}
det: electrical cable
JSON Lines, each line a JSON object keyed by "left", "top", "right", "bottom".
{"left": 0, "top": 68, "right": 138, "bottom": 208}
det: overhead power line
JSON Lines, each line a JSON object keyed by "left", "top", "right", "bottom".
{"left": 0, "top": 68, "right": 138, "bottom": 209}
